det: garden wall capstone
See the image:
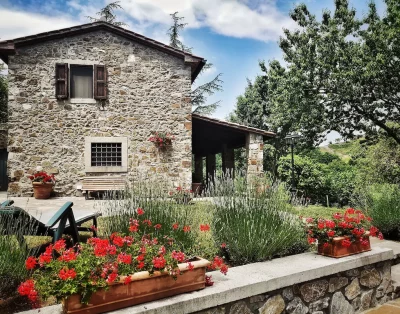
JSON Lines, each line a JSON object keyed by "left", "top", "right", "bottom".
{"left": 20, "top": 247, "right": 396, "bottom": 314}
{"left": 7, "top": 30, "right": 192, "bottom": 196}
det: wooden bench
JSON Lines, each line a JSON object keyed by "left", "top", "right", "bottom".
{"left": 81, "top": 176, "right": 126, "bottom": 199}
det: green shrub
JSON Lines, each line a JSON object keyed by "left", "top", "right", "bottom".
{"left": 0, "top": 209, "right": 40, "bottom": 313}
{"left": 209, "top": 176, "right": 306, "bottom": 265}
{"left": 353, "top": 183, "right": 400, "bottom": 238}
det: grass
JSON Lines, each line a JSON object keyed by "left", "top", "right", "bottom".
{"left": 294, "top": 205, "right": 344, "bottom": 219}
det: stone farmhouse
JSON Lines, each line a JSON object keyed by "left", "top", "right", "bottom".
{"left": 0, "top": 22, "right": 274, "bottom": 196}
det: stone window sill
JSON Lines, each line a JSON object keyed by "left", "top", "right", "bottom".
{"left": 70, "top": 98, "right": 97, "bottom": 104}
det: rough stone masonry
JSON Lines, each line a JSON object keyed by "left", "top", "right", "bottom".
{"left": 6, "top": 30, "right": 193, "bottom": 196}
{"left": 194, "top": 261, "right": 395, "bottom": 314}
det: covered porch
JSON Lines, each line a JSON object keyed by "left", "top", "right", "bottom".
{"left": 192, "top": 114, "right": 275, "bottom": 187}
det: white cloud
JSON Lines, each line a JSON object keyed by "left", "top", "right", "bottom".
{"left": 0, "top": 0, "right": 295, "bottom": 43}
{"left": 115, "top": 0, "right": 295, "bottom": 41}
{"left": 0, "top": 9, "right": 79, "bottom": 40}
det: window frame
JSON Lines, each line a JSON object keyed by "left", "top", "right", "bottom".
{"left": 69, "top": 64, "right": 94, "bottom": 100}
{"left": 85, "top": 137, "right": 128, "bottom": 173}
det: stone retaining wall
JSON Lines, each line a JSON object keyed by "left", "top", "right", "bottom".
{"left": 195, "top": 261, "right": 394, "bottom": 314}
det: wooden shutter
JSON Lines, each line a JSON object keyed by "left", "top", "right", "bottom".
{"left": 55, "top": 63, "right": 68, "bottom": 99}
{"left": 94, "top": 65, "right": 107, "bottom": 100}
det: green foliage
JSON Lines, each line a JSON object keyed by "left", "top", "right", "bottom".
{"left": 354, "top": 183, "right": 400, "bottom": 238}
{"left": 278, "top": 154, "right": 326, "bottom": 201}
{"left": 167, "top": 12, "right": 191, "bottom": 52}
{"left": 87, "top": 1, "right": 127, "bottom": 26}
{"left": 97, "top": 185, "right": 197, "bottom": 256}
{"left": 209, "top": 176, "right": 306, "bottom": 265}
{"left": 356, "top": 136, "right": 400, "bottom": 185}
{"left": 167, "top": 12, "right": 223, "bottom": 115}
{"left": 0, "top": 211, "right": 39, "bottom": 281}
{"left": 302, "top": 149, "right": 340, "bottom": 164}
{"left": 280, "top": 0, "right": 400, "bottom": 144}
{"left": 278, "top": 151, "right": 356, "bottom": 206}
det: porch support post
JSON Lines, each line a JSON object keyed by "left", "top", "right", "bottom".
{"left": 246, "top": 133, "right": 264, "bottom": 182}
{"left": 206, "top": 154, "right": 216, "bottom": 185}
{"left": 194, "top": 155, "right": 203, "bottom": 183}
{"left": 222, "top": 144, "right": 235, "bottom": 178}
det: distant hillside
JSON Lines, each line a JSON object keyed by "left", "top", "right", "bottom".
{"left": 319, "top": 139, "right": 362, "bottom": 162}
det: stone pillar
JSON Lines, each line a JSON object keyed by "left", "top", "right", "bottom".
{"left": 194, "top": 155, "right": 203, "bottom": 183}
{"left": 246, "top": 133, "right": 264, "bottom": 181}
{"left": 222, "top": 145, "right": 235, "bottom": 178}
{"left": 206, "top": 154, "right": 216, "bottom": 185}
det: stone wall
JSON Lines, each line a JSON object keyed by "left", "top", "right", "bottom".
{"left": 6, "top": 30, "right": 192, "bottom": 196}
{"left": 246, "top": 133, "right": 263, "bottom": 180}
{"left": 194, "top": 261, "right": 394, "bottom": 314}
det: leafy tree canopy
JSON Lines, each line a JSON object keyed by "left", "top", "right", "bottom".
{"left": 280, "top": 0, "right": 400, "bottom": 144}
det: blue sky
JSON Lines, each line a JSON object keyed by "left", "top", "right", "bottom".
{"left": 0, "top": 0, "right": 387, "bottom": 144}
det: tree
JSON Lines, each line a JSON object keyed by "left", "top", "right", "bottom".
{"left": 87, "top": 1, "right": 127, "bottom": 26}
{"left": 167, "top": 12, "right": 223, "bottom": 115}
{"left": 280, "top": 0, "right": 400, "bottom": 144}
{"left": 230, "top": 60, "right": 326, "bottom": 176}
{"left": 0, "top": 62, "right": 7, "bottom": 123}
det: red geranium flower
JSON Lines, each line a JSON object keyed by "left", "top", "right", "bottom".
{"left": 152, "top": 256, "right": 166, "bottom": 269}
{"left": 154, "top": 224, "right": 162, "bottom": 229}
{"left": 327, "top": 230, "right": 335, "bottom": 237}
{"left": 137, "top": 208, "right": 144, "bottom": 215}
{"left": 25, "top": 256, "right": 37, "bottom": 270}
{"left": 107, "top": 272, "right": 118, "bottom": 283}
{"left": 171, "top": 250, "right": 185, "bottom": 262}
{"left": 117, "top": 253, "right": 132, "bottom": 265}
{"left": 59, "top": 268, "right": 77, "bottom": 280}
{"left": 183, "top": 226, "right": 191, "bottom": 232}
{"left": 172, "top": 223, "right": 179, "bottom": 230}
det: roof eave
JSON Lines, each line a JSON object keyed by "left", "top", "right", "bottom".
{"left": 192, "top": 114, "right": 276, "bottom": 138}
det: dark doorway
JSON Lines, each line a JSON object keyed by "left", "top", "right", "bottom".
{"left": 0, "top": 149, "right": 8, "bottom": 191}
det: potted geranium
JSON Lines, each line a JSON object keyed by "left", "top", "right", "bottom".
{"left": 148, "top": 131, "right": 174, "bottom": 149}
{"left": 18, "top": 208, "right": 228, "bottom": 313}
{"left": 303, "top": 208, "right": 383, "bottom": 258}
{"left": 28, "top": 171, "right": 56, "bottom": 199}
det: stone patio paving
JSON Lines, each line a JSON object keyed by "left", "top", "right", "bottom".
{"left": 362, "top": 298, "right": 400, "bottom": 313}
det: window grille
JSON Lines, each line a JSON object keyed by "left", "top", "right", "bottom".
{"left": 91, "top": 143, "right": 122, "bottom": 167}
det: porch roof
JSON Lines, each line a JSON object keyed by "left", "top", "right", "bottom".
{"left": 192, "top": 114, "right": 275, "bottom": 156}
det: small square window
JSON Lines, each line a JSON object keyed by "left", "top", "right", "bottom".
{"left": 85, "top": 137, "right": 128, "bottom": 173}
{"left": 91, "top": 143, "right": 122, "bottom": 167}
{"left": 70, "top": 65, "right": 93, "bottom": 98}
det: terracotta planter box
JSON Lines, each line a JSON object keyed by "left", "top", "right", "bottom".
{"left": 32, "top": 182, "right": 54, "bottom": 199}
{"left": 63, "top": 257, "right": 210, "bottom": 314}
{"left": 318, "top": 235, "right": 371, "bottom": 258}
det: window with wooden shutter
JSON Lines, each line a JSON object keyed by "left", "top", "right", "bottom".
{"left": 94, "top": 65, "right": 107, "bottom": 100}
{"left": 55, "top": 63, "right": 68, "bottom": 99}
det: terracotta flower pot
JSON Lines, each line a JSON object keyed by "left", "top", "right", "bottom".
{"left": 318, "top": 235, "right": 371, "bottom": 258}
{"left": 32, "top": 182, "right": 54, "bottom": 199}
{"left": 63, "top": 257, "right": 210, "bottom": 314}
